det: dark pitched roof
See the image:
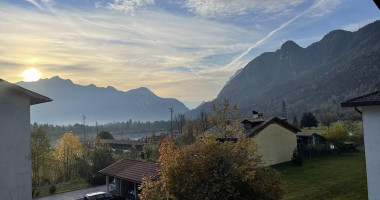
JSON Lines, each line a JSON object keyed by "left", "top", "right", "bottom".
{"left": 341, "top": 91, "right": 380, "bottom": 107}
{"left": 100, "top": 139, "right": 145, "bottom": 146}
{"left": 243, "top": 116, "right": 300, "bottom": 137}
{"left": 0, "top": 79, "right": 52, "bottom": 105}
{"left": 296, "top": 132, "right": 316, "bottom": 137}
{"left": 99, "top": 159, "right": 158, "bottom": 183}
{"left": 202, "top": 116, "right": 300, "bottom": 139}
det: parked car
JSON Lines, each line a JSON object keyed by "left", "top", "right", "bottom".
{"left": 83, "top": 192, "right": 124, "bottom": 200}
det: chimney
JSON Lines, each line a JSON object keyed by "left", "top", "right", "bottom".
{"left": 252, "top": 110, "right": 263, "bottom": 118}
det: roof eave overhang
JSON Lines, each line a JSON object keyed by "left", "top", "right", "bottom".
{"left": 341, "top": 101, "right": 380, "bottom": 108}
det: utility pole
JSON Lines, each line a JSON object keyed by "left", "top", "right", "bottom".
{"left": 282, "top": 100, "right": 287, "bottom": 119}
{"left": 82, "top": 115, "right": 86, "bottom": 143}
{"left": 96, "top": 121, "right": 99, "bottom": 134}
{"left": 169, "top": 107, "right": 173, "bottom": 139}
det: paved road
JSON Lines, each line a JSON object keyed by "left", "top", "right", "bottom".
{"left": 35, "top": 185, "right": 106, "bottom": 200}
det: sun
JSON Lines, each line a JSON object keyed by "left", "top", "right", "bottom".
{"left": 21, "top": 68, "right": 42, "bottom": 82}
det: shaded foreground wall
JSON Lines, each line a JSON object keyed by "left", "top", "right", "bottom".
{"left": 362, "top": 106, "right": 380, "bottom": 200}
{"left": 254, "top": 123, "right": 297, "bottom": 166}
{"left": 0, "top": 91, "right": 32, "bottom": 200}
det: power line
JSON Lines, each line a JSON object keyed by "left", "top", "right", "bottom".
{"left": 82, "top": 115, "right": 86, "bottom": 142}
{"left": 169, "top": 107, "right": 173, "bottom": 139}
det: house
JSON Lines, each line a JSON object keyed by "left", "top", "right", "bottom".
{"left": 296, "top": 132, "right": 326, "bottom": 146}
{"left": 99, "top": 159, "right": 158, "bottom": 199}
{"left": 0, "top": 79, "right": 52, "bottom": 200}
{"left": 204, "top": 111, "right": 300, "bottom": 166}
{"left": 341, "top": 91, "right": 380, "bottom": 200}
{"left": 99, "top": 139, "right": 145, "bottom": 151}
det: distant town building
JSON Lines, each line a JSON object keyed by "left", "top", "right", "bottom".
{"left": 0, "top": 79, "right": 51, "bottom": 200}
{"left": 99, "top": 139, "right": 145, "bottom": 151}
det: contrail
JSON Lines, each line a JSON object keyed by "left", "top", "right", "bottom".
{"left": 223, "top": 0, "right": 326, "bottom": 69}
{"left": 24, "top": 0, "right": 45, "bottom": 11}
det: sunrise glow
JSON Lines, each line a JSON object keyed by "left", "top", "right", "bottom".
{"left": 21, "top": 68, "right": 42, "bottom": 82}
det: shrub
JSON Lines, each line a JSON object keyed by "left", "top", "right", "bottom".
{"left": 88, "top": 173, "right": 106, "bottom": 186}
{"left": 291, "top": 148, "right": 303, "bottom": 166}
{"left": 49, "top": 185, "right": 56, "bottom": 194}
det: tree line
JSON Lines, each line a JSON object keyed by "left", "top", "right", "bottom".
{"left": 31, "top": 119, "right": 172, "bottom": 141}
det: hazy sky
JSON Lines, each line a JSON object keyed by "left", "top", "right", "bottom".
{"left": 0, "top": 0, "right": 379, "bottom": 109}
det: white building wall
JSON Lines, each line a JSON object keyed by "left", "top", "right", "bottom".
{"left": 362, "top": 106, "right": 380, "bottom": 200}
{"left": 0, "top": 91, "right": 32, "bottom": 200}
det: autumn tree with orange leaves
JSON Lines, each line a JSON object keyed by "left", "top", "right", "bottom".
{"left": 139, "top": 100, "right": 284, "bottom": 200}
{"left": 55, "top": 132, "right": 84, "bottom": 181}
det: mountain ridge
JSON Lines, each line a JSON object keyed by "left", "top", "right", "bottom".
{"left": 187, "top": 20, "right": 380, "bottom": 118}
{"left": 17, "top": 77, "right": 189, "bottom": 125}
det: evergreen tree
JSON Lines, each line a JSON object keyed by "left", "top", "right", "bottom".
{"left": 292, "top": 115, "right": 299, "bottom": 128}
{"left": 300, "top": 112, "right": 318, "bottom": 129}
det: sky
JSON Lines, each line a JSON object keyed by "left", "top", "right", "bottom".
{"left": 0, "top": 0, "right": 379, "bottom": 109}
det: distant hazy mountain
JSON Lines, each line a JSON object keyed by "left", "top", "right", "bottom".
{"left": 188, "top": 20, "right": 380, "bottom": 118}
{"left": 17, "top": 76, "right": 189, "bottom": 125}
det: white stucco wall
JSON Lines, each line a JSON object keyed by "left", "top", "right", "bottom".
{"left": 362, "top": 106, "right": 380, "bottom": 200}
{"left": 0, "top": 91, "right": 32, "bottom": 200}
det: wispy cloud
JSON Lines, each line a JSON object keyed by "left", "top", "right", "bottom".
{"left": 182, "top": 0, "right": 305, "bottom": 18}
{"left": 0, "top": 2, "right": 257, "bottom": 102}
{"left": 24, "top": 0, "right": 44, "bottom": 10}
{"left": 107, "top": 0, "right": 155, "bottom": 13}
{"left": 222, "top": 0, "right": 338, "bottom": 69}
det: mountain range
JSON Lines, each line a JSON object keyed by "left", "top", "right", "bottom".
{"left": 17, "top": 76, "right": 189, "bottom": 125}
{"left": 187, "top": 20, "right": 380, "bottom": 119}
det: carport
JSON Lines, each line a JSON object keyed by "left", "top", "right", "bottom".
{"left": 99, "top": 159, "right": 157, "bottom": 199}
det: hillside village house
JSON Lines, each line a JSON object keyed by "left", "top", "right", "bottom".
{"left": 341, "top": 91, "right": 380, "bottom": 200}
{"left": 204, "top": 111, "right": 300, "bottom": 166}
{"left": 0, "top": 79, "right": 51, "bottom": 200}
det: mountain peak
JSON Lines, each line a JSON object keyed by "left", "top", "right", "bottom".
{"left": 126, "top": 87, "right": 157, "bottom": 98}
{"left": 49, "top": 76, "right": 73, "bottom": 84}
{"left": 280, "top": 40, "right": 301, "bottom": 50}
{"left": 321, "top": 29, "right": 352, "bottom": 42}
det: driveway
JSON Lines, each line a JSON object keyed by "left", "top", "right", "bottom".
{"left": 35, "top": 185, "right": 106, "bottom": 200}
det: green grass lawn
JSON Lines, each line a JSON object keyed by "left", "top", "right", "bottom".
{"left": 301, "top": 122, "right": 363, "bottom": 136}
{"left": 274, "top": 151, "right": 367, "bottom": 200}
{"left": 33, "top": 179, "right": 90, "bottom": 198}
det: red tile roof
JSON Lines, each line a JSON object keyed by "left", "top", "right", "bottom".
{"left": 99, "top": 159, "right": 158, "bottom": 183}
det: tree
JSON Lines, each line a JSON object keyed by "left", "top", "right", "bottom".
{"left": 140, "top": 100, "right": 284, "bottom": 200}
{"left": 326, "top": 125, "right": 350, "bottom": 152}
{"left": 31, "top": 127, "right": 51, "bottom": 186}
{"left": 207, "top": 98, "right": 241, "bottom": 138}
{"left": 300, "top": 112, "right": 318, "bottom": 129}
{"left": 292, "top": 115, "right": 299, "bottom": 128}
{"left": 96, "top": 130, "right": 114, "bottom": 139}
{"left": 141, "top": 137, "right": 160, "bottom": 162}
{"left": 88, "top": 143, "right": 115, "bottom": 185}
{"left": 174, "top": 114, "right": 186, "bottom": 134}
{"left": 320, "top": 113, "right": 337, "bottom": 128}
{"left": 198, "top": 110, "right": 210, "bottom": 133}
{"left": 140, "top": 136, "right": 283, "bottom": 200}
{"left": 55, "top": 132, "right": 84, "bottom": 181}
